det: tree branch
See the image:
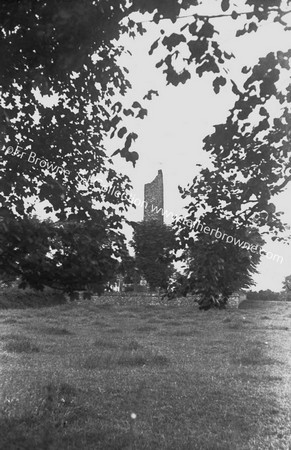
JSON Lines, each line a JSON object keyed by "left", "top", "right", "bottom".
{"left": 139, "top": 11, "right": 254, "bottom": 24}
{"left": 137, "top": 7, "right": 291, "bottom": 25}
{"left": 272, "top": 175, "right": 291, "bottom": 195}
{"left": 280, "top": 9, "right": 291, "bottom": 19}
{"left": 235, "top": 203, "right": 259, "bottom": 223}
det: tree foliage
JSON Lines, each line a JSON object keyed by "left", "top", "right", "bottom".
{"left": 246, "top": 289, "right": 283, "bottom": 301}
{"left": 0, "top": 0, "right": 138, "bottom": 223}
{"left": 282, "top": 274, "right": 291, "bottom": 300}
{"left": 1, "top": 1, "right": 291, "bottom": 219}
{"left": 0, "top": 215, "right": 124, "bottom": 294}
{"left": 0, "top": 0, "right": 139, "bottom": 291}
{"left": 1, "top": 1, "right": 291, "bottom": 295}
{"left": 131, "top": 221, "right": 176, "bottom": 291}
{"left": 179, "top": 49, "right": 291, "bottom": 241}
{"left": 174, "top": 219, "right": 264, "bottom": 309}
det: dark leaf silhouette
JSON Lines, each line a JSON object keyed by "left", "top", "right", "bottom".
{"left": 213, "top": 76, "right": 227, "bottom": 94}
{"left": 118, "top": 127, "right": 127, "bottom": 139}
{"left": 149, "top": 38, "right": 159, "bottom": 55}
{"left": 221, "top": 0, "right": 230, "bottom": 12}
{"left": 143, "top": 90, "right": 159, "bottom": 100}
{"left": 132, "top": 101, "right": 142, "bottom": 108}
{"left": 162, "top": 33, "right": 186, "bottom": 51}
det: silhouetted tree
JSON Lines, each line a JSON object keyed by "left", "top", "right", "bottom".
{"left": 131, "top": 221, "right": 176, "bottom": 292}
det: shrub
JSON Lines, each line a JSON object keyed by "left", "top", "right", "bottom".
{"left": 0, "top": 286, "right": 66, "bottom": 309}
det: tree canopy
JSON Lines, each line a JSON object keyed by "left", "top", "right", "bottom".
{"left": 1, "top": 1, "right": 291, "bottom": 222}
{"left": 172, "top": 218, "right": 264, "bottom": 308}
{"left": 246, "top": 289, "right": 284, "bottom": 301}
{"left": 282, "top": 274, "right": 291, "bottom": 300}
{"left": 1, "top": 1, "right": 291, "bottom": 295}
{"left": 0, "top": 215, "right": 125, "bottom": 293}
{"left": 130, "top": 221, "right": 176, "bottom": 291}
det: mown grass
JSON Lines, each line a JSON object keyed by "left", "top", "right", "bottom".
{"left": 0, "top": 299, "right": 290, "bottom": 449}
{"left": 0, "top": 334, "right": 40, "bottom": 353}
{"left": 40, "top": 326, "right": 73, "bottom": 336}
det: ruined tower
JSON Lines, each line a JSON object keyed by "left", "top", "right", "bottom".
{"left": 144, "top": 169, "right": 164, "bottom": 224}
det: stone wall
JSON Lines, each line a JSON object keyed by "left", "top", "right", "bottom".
{"left": 228, "top": 292, "right": 247, "bottom": 308}
{"left": 67, "top": 291, "right": 247, "bottom": 308}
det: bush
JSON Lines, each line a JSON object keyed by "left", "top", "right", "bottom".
{"left": 0, "top": 286, "right": 66, "bottom": 309}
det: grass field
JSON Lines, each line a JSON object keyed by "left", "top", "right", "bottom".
{"left": 0, "top": 298, "right": 290, "bottom": 449}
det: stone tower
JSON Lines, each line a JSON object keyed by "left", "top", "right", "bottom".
{"left": 144, "top": 169, "right": 164, "bottom": 224}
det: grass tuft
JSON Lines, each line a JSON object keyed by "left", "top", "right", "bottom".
{"left": 222, "top": 316, "right": 233, "bottom": 323}
{"left": 93, "top": 338, "right": 119, "bottom": 349}
{"left": 1, "top": 318, "right": 18, "bottom": 324}
{"left": 117, "top": 349, "right": 170, "bottom": 368}
{"left": 42, "top": 326, "right": 73, "bottom": 335}
{"left": 106, "top": 327, "right": 123, "bottom": 334}
{"left": 150, "top": 353, "right": 170, "bottom": 366}
{"left": 164, "top": 320, "right": 183, "bottom": 326}
{"left": 170, "top": 329, "right": 197, "bottom": 337}
{"left": 146, "top": 317, "right": 164, "bottom": 324}
{"left": 3, "top": 337, "right": 40, "bottom": 353}
{"left": 234, "top": 347, "right": 280, "bottom": 366}
{"left": 270, "top": 325, "right": 289, "bottom": 330}
{"left": 93, "top": 319, "right": 109, "bottom": 327}
{"left": 117, "top": 351, "right": 147, "bottom": 367}
{"left": 135, "top": 325, "right": 156, "bottom": 332}
{"left": 0, "top": 333, "right": 29, "bottom": 341}
{"left": 83, "top": 352, "right": 114, "bottom": 370}
{"left": 122, "top": 339, "right": 142, "bottom": 351}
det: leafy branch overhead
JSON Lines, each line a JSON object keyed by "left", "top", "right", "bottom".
{"left": 180, "top": 49, "right": 291, "bottom": 239}
{"left": 1, "top": 0, "right": 291, "bottom": 221}
{"left": 146, "top": 0, "right": 291, "bottom": 90}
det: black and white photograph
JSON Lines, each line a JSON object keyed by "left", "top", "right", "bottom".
{"left": 0, "top": 1, "right": 291, "bottom": 448}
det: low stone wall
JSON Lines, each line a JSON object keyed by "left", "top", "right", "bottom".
{"left": 228, "top": 293, "right": 247, "bottom": 308}
{"left": 73, "top": 292, "right": 246, "bottom": 308}
{"left": 91, "top": 293, "right": 198, "bottom": 307}
{"left": 65, "top": 290, "right": 246, "bottom": 309}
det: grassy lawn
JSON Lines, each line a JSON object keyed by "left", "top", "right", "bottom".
{"left": 0, "top": 298, "right": 290, "bottom": 449}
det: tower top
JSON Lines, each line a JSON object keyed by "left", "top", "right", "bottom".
{"left": 144, "top": 170, "right": 164, "bottom": 224}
